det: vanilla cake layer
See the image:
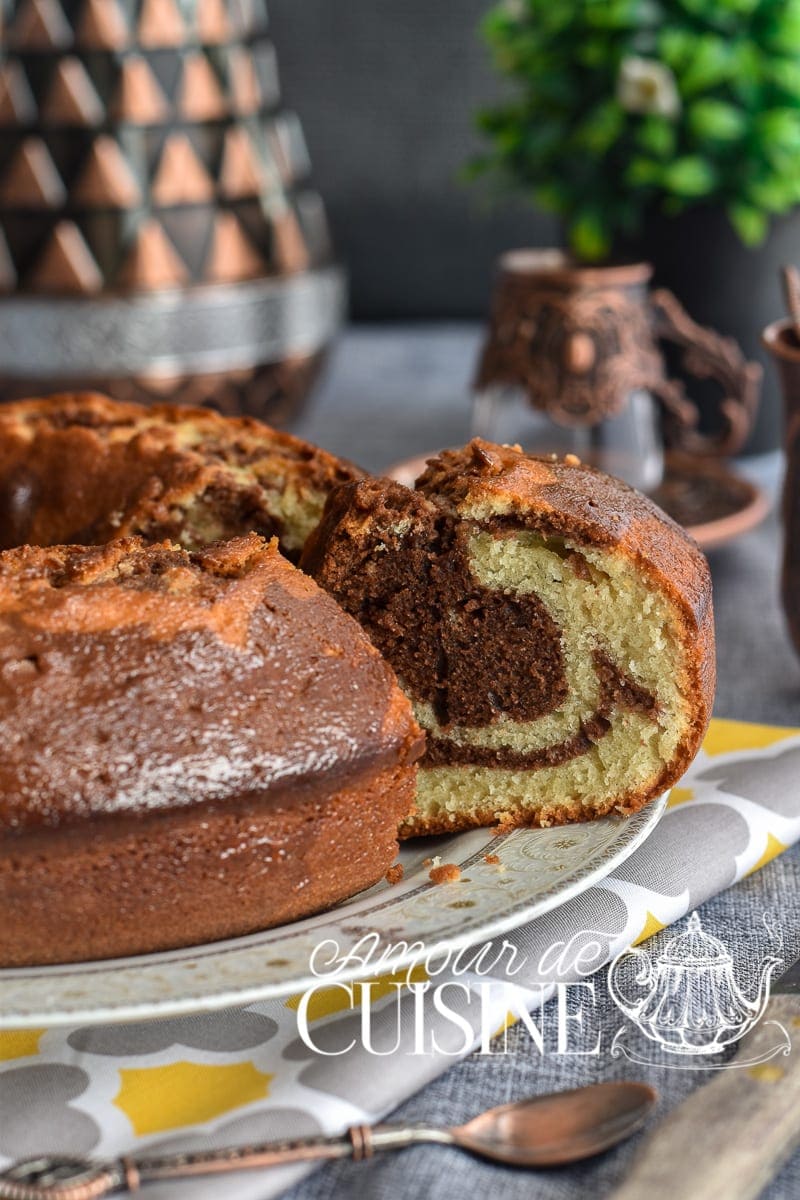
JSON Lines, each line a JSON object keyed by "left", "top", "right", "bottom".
{"left": 301, "top": 440, "right": 715, "bottom": 834}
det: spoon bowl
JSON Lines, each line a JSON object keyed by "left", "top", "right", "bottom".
{"left": 454, "top": 1081, "right": 658, "bottom": 1166}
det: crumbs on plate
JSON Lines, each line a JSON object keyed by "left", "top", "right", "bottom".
{"left": 385, "top": 863, "right": 404, "bottom": 885}
{"left": 429, "top": 862, "right": 461, "bottom": 885}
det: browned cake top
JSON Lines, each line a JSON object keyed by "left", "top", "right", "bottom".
{"left": 0, "top": 533, "right": 422, "bottom": 834}
{"left": 0, "top": 392, "right": 361, "bottom": 553}
{"left": 0, "top": 392, "right": 357, "bottom": 480}
{"left": 415, "top": 439, "right": 713, "bottom": 630}
{"left": 307, "top": 439, "right": 712, "bottom": 633}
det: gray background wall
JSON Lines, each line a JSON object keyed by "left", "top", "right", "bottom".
{"left": 268, "top": 0, "right": 556, "bottom": 319}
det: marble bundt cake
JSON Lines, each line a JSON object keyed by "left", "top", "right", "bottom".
{"left": 0, "top": 393, "right": 360, "bottom": 560}
{"left": 302, "top": 440, "right": 715, "bottom": 835}
{"left": 0, "top": 534, "right": 422, "bottom": 966}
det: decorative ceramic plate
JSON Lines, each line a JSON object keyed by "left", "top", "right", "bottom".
{"left": 0, "top": 795, "right": 666, "bottom": 1028}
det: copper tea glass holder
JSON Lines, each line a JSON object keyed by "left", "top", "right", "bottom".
{"left": 474, "top": 249, "right": 761, "bottom": 493}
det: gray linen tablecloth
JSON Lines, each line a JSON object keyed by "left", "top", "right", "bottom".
{"left": 285, "top": 324, "right": 800, "bottom": 1200}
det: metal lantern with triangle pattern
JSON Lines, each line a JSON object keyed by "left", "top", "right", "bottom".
{"left": 0, "top": 0, "right": 345, "bottom": 423}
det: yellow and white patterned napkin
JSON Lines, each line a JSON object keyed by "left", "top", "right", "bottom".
{"left": 1, "top": 717, "right": 799, "bottom": 1199}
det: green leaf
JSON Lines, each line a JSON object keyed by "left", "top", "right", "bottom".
{"left": 676, "top": 0, "right": 760, "bottom": 22}
{"left": 763, "top": 57, "right": 800, "bottom": 99}
{"left": 768, "top": 5, "right": 800, "bottom": 53}
{"left": 569, "top": 212, "right": 611, "bottom": 261}
{"left": 728, "top": 203, "right": 768, "bottom": 245}
{"left": 577, "top": 39, "right": 616, "bottom": 68}
{"left": 734, "top": 42, "right": 762, "bottom": 85}
{"left": 747, "top": 177, "right": 796, "bottom": 213}
{"left": 689, "top": 98, "right": 746, "bottom": 141}
{"left": 584, "top": 0, "right": 640, "bottom": 29}
{"left": 572, "top": 99, "right": 624, "bottom": 154}
{"left": 662, "top": 156, "right": 717, "bottom": 196}
{"left": 659, "top": 28, "right": 696, "bottom": 71}
{"left": 681, "top": 0, "right": 724, "bottom": 19}
{"left": 714, "top": 0, "right": 760, "bottom": 13}
{"left": 636, "top": 116, "right": 676, "bottom": 157}
{"left": 757, "top": 108, "right": 800, "bottom": 150}
{"left": 533, "top": 183, "right": 569, "bottom": 213}
{"left": 679, "top": 35, "right": 735, "bottom": 94}
{"left": 626, "top": 156, "right": 662, "bottom": 186}
{"left": 481, "top": 10, "right": 520, "bottom": 43}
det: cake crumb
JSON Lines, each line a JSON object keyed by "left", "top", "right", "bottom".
{"left": 422, "top": 855, "right": 440, "bottom": 869}
{"left": 429, "top": 862, "right": 461, "bottom": 885}
{"left": 484, "top": 853, "right": 501, "bottom": 865}
{"left": 385, "top": 863, "right": 404, "bottom": 885}
{"left": 564, "top": 453, "right": 581, "bottom": 466}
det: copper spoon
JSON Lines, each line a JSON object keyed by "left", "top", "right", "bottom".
{"left": 0, "top": 1082, "right": 656, "bottom": 1198}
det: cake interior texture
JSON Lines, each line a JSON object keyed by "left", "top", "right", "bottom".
{"left": 302, "top": 441, "right": 715, "bottom": 834}
{"left": 0, "top": 393, "right": 361, "bottom": 559}
{"left": 0, "top": 533, "right": 421, "bottom": 965}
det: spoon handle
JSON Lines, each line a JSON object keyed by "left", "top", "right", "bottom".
{"left": 0, "top": 1125, "right": 452, "bottom": 1199}
{"left": 137, "top": 1122, "right": 454, "bottom": 1178}
{"left": 138, "top": 1128, "right": 362, "bottom": 1179}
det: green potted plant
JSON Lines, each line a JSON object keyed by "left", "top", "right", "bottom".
{"left": 471, "top": 0, "right": 800, "bottom": 450}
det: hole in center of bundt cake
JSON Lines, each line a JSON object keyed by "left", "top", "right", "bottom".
{"left": 0, "top": 397, "right": 363, "bottom": 563}
{"left": 0, "top": 466, "right": 38, "bottom": 549}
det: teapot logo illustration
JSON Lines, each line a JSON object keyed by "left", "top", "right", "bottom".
{"left": 608, "top": 911, "right": 787, "bottom": 1066}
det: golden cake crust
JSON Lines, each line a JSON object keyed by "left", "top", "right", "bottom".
{"left": 2, "top": 764, "right": 418, "bottom": 967}
{"left": 0, "top": 533, "right": 423, "bottom": 965}
{"left": 415, "top": 440, "right": 713, "bottom": 643}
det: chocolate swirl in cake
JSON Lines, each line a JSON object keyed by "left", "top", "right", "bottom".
{"left": 302, "top": 440, "right": 714, "bottom": 835}
{"left": 302, "top": 478, "right": 661, "bottom": 765}
{"left": 315, "top": 482, "right": 570, "bottom": 732}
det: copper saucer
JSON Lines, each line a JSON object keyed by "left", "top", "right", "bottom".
{"left": 385, "top": 451, "right": 770, "bottom": 550}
